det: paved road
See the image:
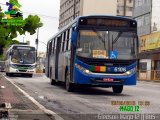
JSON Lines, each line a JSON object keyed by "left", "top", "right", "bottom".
{"left": 6, "top": 74, "right": 160, "bottom": 119}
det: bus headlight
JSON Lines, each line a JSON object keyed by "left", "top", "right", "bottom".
{"left": 29, "top": 65, "right": 36, "bottom": 70}
{"left": 84, "top": 69, "right": 90, "bottom": 74}
{"left": 10, "top": 64, "right": 17, "bottom": 69}
{"left": 75, "top": 64, "right": 90, "bottom": 74}
{"left": 125, "top": 68, "right": 136, "bottom": 75}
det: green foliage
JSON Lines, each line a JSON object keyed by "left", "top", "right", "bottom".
{"left": 0, "top": 7, "right": 4, "bottom": 19}
{"left": 5, "top": 39, "right": 19, "bottom": 48}
{"left": 0, "top": 0, "right": 43, "bottom": 55}
{"left": 0, "top": 54, "right": 5, "bottom": 60}
{"left": 0, "top": 39, "right": 19, "bottom": 59}
{"left": 23, "top": 15, "right": 43, "bottom": 35}
{"left": 10, "top": 0, "right": 18, "bottom": 4}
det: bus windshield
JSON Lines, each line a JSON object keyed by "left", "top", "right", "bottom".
{"left": 76, "top": 30, "right": 137, "bottom": 60}
{"left": 11, "top": 49, "right": 36, "bottom": 64}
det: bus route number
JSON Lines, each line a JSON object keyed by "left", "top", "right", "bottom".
{"left": 114, "top": 67, "right": 126, "bottom": 72}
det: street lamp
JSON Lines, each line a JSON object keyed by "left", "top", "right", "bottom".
{"left": 35, "top": 28, "right": 39, "bottom": 51}
{"left": 23, "top": 36, "right": 25, "bottom": 43}
{"left": 73, "top": 0, "right": 76, "bottom": 19}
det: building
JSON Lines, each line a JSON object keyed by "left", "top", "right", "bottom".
{"left": 36, "top": 52, "right": 46, "bottom": 73}
{"left": 59, "top": 0, "right": 134, "bottom": 29}
{"left": 59, "top": 0, "right": 117, "bottom": 29}
{"left": 133, "top": 0, "right": 151, "bottom": 36}
{"left": 133, "top": 0, "right": 160, "bottom": 80}
{"left": 117, "top": 0, "right": 133, "bottom": 17}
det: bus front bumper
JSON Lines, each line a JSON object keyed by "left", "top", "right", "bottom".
{"left": 74, "top": 68, "right": 136, "bottom": 86}
{"left": 9, "top": 67, "right": 36, "bottom": 74}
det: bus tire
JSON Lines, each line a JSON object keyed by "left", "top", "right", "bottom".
{"left": 49, "top": 67, "right": 56, "bottom": 85}
{"left": 51, "top": 79, "right": 56, "bottom": 85}
{"left": 6, "top": 73, "right": 12, "bottom": 76}
{"left": 112, "top": 85, "right": 123, "bottom": 93}
{"left": 65, "top": 70, "right": 74, "bottom": 92}
{"left": 29, "top": 74, "right": 33, "bottom": 78}
{"left": 6, "top": 73, "right": 8, "bottom": 76}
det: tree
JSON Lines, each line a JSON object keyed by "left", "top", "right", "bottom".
{"left": 0, "top": 0, "right": 43, "bottom": 55}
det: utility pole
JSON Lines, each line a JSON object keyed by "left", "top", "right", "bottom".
{"left": 123, "top": 0, "right": 127, "bottom": 16}
{"left": 35, "top": 28, "right": 39, "bottom": 63}
{"left": 23, "top": 36, "right": 25, "bottom": 43}
{"left": 73, "top": 0, "right": 76, "bottom": 19}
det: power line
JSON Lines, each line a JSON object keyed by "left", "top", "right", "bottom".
{"left": 22, "top": 11, "right": 59, "bottom": 19}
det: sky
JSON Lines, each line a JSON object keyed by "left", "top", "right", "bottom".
{"left": 0, "top": 0, "right": 60, "bottom": 52}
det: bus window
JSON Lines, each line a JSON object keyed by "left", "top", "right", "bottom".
{"left": 11, "top": 50, "right": 19, "bottom": 63}
{"left": 52, "top": 39, "right": 55, "bottom": 54}
{"left": 77, "top": 30, "right": 108, "bottom": 58}
{"left": 66, "top": 29, "right": 70, "bottom": 51}
{"left": 68, "top": 39, "right": 71, "bottom": 51}
{"left": 62, "top": 32, "right": 66, "bottom": 52}
{"left": 60, "top": 35, "right": 63, "bottom": 52}
{"left": 47, "top": 43, "right": 49, "bottom": 53}
{"left": 57, "top": 36, "right": 61, "bottom": 52}
{"left": 54, "top": 38, "right": 57, "bottom": 52}
{"left": 59, "top": 35, "right": 62, "bottom": 52}
{"left": 61, "top": 33, "right": 66, "bottom": 52}
{"left": 66, "top": 41, "right": 69, "bottom": 51}
{"left": 64, "top": 30, "right": 68, "bottom": 51}
{"left": 48, "top": 41, "right": 52, "bottom": 56}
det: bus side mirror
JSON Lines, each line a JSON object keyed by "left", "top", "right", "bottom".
{"left": 71, "top": 27, "right": 77, "bottom": 47}
{"left": 10, "top": 51, "right": 13, "bottom": 56}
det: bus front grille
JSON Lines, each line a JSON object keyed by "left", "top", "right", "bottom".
{"left": 77, "top": 56, "right": 136, "bottom": 67}
{"left": 19, "top": 70, "right": 27, "bottom": 72}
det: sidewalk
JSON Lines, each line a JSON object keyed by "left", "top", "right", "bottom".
{"left": 138, "top": 79, "right": 160, "bottom": 83}
{"left": 0, "top": 73, "right": 55, "bottom": 120}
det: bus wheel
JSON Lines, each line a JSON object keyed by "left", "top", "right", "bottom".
{"left": 6, "top": 73, "right": 12, "bottom": 77}
{"left": 6, "top": 73, "right": 9, "bottom": 76}
{"left": 51, "top": 79, "right": 56, "bottom": 85}
{"left": 112, "top": 85, "right": 123, "bottom": 93}
{"left": 65, "top": 71, "right": 74, "bottom": 92}
{"left": 29, "top": 74, "right": 33, "bottom": 78}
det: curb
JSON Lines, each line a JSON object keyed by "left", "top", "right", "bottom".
{"left": 3, "top": 75, "right": 64, "bottom": 120}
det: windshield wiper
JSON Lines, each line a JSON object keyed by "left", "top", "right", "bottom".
{"left": 92, "top": 28, "right": 106, "bottom": 49}
{"left": 112, "top": 32, "right": 122, "bottom": 44}
{"left": 111, "top": 32, "right": 123, "bottom": 51}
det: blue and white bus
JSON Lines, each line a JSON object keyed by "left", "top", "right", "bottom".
{"left": 46, "top": 15, "right": 138, "bottom": 93}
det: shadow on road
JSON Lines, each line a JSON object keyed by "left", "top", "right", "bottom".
{"left": 51, "top": 83, "right": 130, "bottom": 96}
{"left": 6, "top": 74, "right": 32, "bottom": 78}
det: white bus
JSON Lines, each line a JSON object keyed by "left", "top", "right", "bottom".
{"left": 5, "top": 44, "right": 36, "bottom": 77}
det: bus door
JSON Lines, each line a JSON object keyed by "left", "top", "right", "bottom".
{"left": 55, "top": 36, "right": 61, "bottom": 80}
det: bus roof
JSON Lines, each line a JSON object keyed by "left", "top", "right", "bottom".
{"left": 6, "top": 44, "right": 35, "bottom": 53}
{"left": 47, "top": 15, "right": 136, "bottom": 44}
{"left": 78, "top": 15, "right": 135, "bottom": 21}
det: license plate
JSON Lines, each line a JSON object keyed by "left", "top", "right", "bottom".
{"left": 103, "top": 78, "right": 114, "bottom": 82}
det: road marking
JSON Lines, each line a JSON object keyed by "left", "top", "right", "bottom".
{"left": 5, "top": 103, "right": 12, "bottom": 109}
{"left": 3, "top": 75, "right": 64, "bottom": 120}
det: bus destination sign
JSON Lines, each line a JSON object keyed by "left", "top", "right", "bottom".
{"left": 79, "top": 18, "right": 136, "bottom": 28}
{"left": 13, "top": 46, "right": 35, "bottom": 50}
